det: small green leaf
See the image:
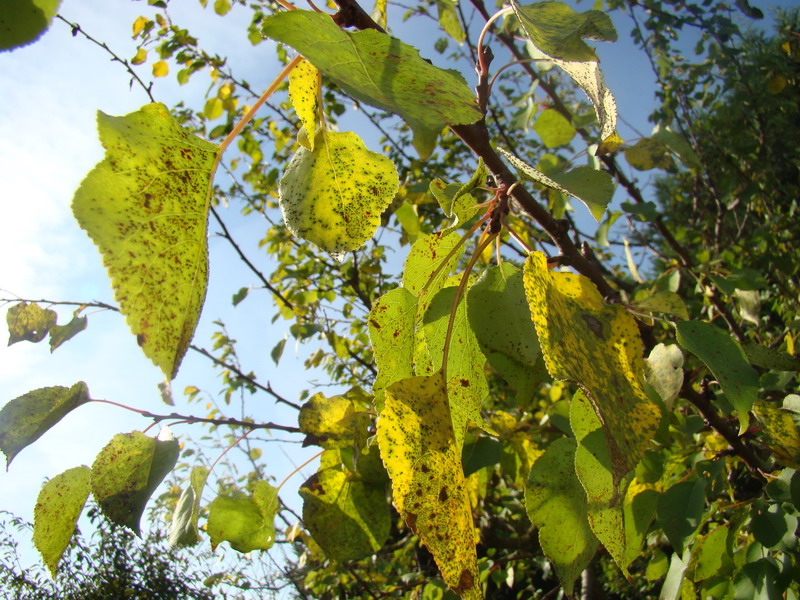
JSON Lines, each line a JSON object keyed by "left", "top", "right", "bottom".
{"left": 49, "top": 315, "right": 88, "bottom": 352}
{"left": 436, "top": 0, "right": 466, "bottom": 43}
{"left": 207, "top": 481, "right": 279, "bottom": 553}
{"left": 750, "top": 504, "right": 797, "bottom": 551}
{"left": 7, "top": 302, "right": 57, "bottom": 345}
{"left": 676, "top": 321, "right": 759, "bottom": 434}
{"left": 169, "top": 465, "right": 208, "bottom": 547}
{"left": 91, "top": 431, "right": 180, "bottom": 534}
{"left": 624, "top": 137, "right": 672, "bottom": 171}
{"left": 278, "top": 129, "right": 399, "bottom": 260}
{"left": 300, "top": 466, "right": 390, "bottom": 561}
{"left": 0, "top": 382, "right": 91, "bottom": 467}
{"left": 688, "top": 525, "right": 731, "bottom": 582}
{"left": 33, "top": 465, "right": 91, "bottom": 577}
{"left": 0, "top": 0, "right": 61, "bottom": 51}
{"left": 644, "top": 343, "right": 684, "bottom": 408}
{"left": 270, "top": 338, "right": 287, "bottom": 366}
{"left": 394, "top": 201, "right": 422, "bottom": 243}
{"left": 534, "top": 109, "right": 576, "bottom": 148}
{"left": 73, "top": 103, "right": 219, "bottom": 380}
{"left": 630, "top": 290, "right": 689, "bottom": 320}
{"left": 656, "top": 479, "right": 706, "bottom": 554}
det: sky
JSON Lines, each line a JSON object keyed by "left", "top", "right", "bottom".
{"left": 0, "top": 0, "right": 789, "bottom": 588}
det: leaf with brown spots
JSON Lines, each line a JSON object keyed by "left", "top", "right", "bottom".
{"left": 73, "top": 103, "right": 218, "bottom": 380}
{"left": 377, "top": 373, "right": 481, "bottom": 599}
{"left": 6, "top": 301, "right": 57, "bottom": 345}
{"left": 298, "top": 389, "right": 371, "bottom": 449}
{"left": 523, "top": 251, "right": 660, "bottom": 481}
{"left": 288, "top": 58, "right": 320, "bottom": 150}
{"left": 279, "top": 129, "right": 399, "bottom": 261}
{"left": 402, "top": 230, "right": 464, "bottom": 321}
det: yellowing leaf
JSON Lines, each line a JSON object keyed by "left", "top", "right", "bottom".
{"left": 402, "top": 231, "right": 464, "bottom": 318}
{"left": 131, "top": 47, "right": 147, "bottom": 65}
{"left": 523, "top": 251, "right": 660, "bottom": 479}
{"left": 752, "top": 400, "right": 800, "bottom": 468}
{"left": 34, "top": 465, "right": 91, "bottom": 577}
{"left": 72, "top": 103, "right": 218, "bottom": 379}
{"left": 279, "top": 129, "right": 399, "bottom": 260}
{"left": 207, "top": 481, "right": 279, "bottom": 553}
{"left": 203, "top": 97, "right": 224, "bottom": 120}
{"left": 132, "top": 16, "right": 148, "bottom": 38}
{"left": 6, "top": 301, "right": 57, "bottom": 345}
{"left": 645, "top": 343, "right": 684, "bottom": 408}
{"left": 288, "top": 59, "right": 320, "bottom": 150}
{"left": 298, "top": 390, "right": 371, "bottom": 449}
{"left": 48, "top": 314, "right": 88, "bottom": 352}
{"left": 152, "top": 60, "right": 168, "bottom": 77}
{"left": 377, "top": 374, "right": 481, "bottom": 599}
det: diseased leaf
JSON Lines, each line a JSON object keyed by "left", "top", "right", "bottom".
{"left": 377, "top": 374, "right": 481, "bottom": 599}
{"left": 169, "top": 465, "right": 208, "bottom": 547}
{"left": 752, "top": 400, "right": 800, "bottom": 468}
{"left": 49, "top": 314, "right": 88, "bottom": 352}
{"left": 262, "top": 10, "right": 482, "bottom": 158}
{"left": 279, "top": 129, "right": 399, "bottom": 260}
{"left": 525, "top": 437, "right": 598, "bottom": 595}
{"left": 403, "top": 231, "right": 464, "bottom": 319}
{"left": 0, "top": 0, "right": 61, "bottom": 51}
{"left": 298, "top": 390, "right": 371, "bottom": 449}
{"left": 676, "top": 321, "right": 759, "bottom": 434}
{"left": 288, "top": 59, "right": 320, "bottom": 150}
{"left": 644, "top": 343, "right": 684, "bottom": 408}
{"left": 7, "top": 301, "right": 57, "bottom": 345}
{"left": 33, "top": 465, "right": 91, "bottom": 577}
{"left": 91, "top": 431, "right": 180, "bottom": 534}
{"left": 206, "top": 481, "right": 279, "bottom": 553}
{"left": 73, "top": 103, "right": 218, "bottom": 380}
{"left": 743, "top": 343, "right": 800, "bottom": 371}
{"left": 300, "top": 466, "right": 390, "bottom": 561}
{"left": 0, "top": 382, "right": 91, "bottom": 467}
{"left": 523, "top": 251, "right": 661, "bottom": 480}
{"left": 534, "top": 108, "right": 576, "bottom": 148}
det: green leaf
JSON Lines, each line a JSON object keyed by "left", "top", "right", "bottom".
{"left": 436, "top": 0, "right": 466, "bottom": 43}
{"left": 278, "top": 129, "right": 399, "bottom": 260}
{"left": 534, "top": 109, "right": 576, "bottom": 148}
{"left": 429, "top": 160, "right": 487, "bottom": 229}
{"left": 206, "top": 480, "right": 279, "bottom": 553}
{"left": 33, "top": 465, "right": 91, "bottom": 577}
{"left": 511, "top": 0, "right": 617, "bottom": 61}
{"left": 169, "top": 465, "right": 208, "bottom": 547}
{"left": 0, "top": 382, "right": 91, "bottom": 467}
{"left": 91, "top": 431, "right": 180, "bottom": 534}
{"left": 462, "top": 436, "right": 503, "bottom": 477}
{"left": 624, "top": 137, "right": 673, "bottom": 171}
{"left": 743, "top": 344, "right": 800, "bottom": 371}
{"left": 523, "top": 251, "right": 661, "bottom": 480}
{"left": 656, "top": 479, "right": 706, "bottom": 554}
{"left": 652, "top": 126, "right": 701, "bottom": 169}
{"left": 270, "top": 338, "right": 287, "bottom": 366}
{"left": 688, "top": 525, "right": 731, "bottom": 582}
{"left": 7, "top": 301, "right": 57, "bottom": 345}
{"left": 525, "top": 437, "right": 598, "bottom": 595}
{"left": 623, "top": 488, "right": 659, "bottom": 566}
{"left": 676, "top": 321, "right": 759, "bottom": 434}
{"left": 298, "top": 390, "right": 371, "bottom": 449}
{"left": 48, "top": 314, "right": 88, "bottom": 352}
{"left": 394, "top": 201, "right": 422, "bottom": 243}
{"left": 262, "top": 10, "right": 482, "bottom": 158}
{"left": 73, "top": 103, "right": 218, "bottom": 380}
{"left": 402, "top": 230, "right": 464, "bottom": 319}
{"left": 500, "top": 150, "right": 613, "bottom": 221}
{"left": 733, "top": 559, "right": 780, "bottom": 600}
{"left": 377, "top": 374, "right": 481, "bottom": 600}
{"left": 300, "top": 466, "right": 390, "bottom": 561}
{"left": 630, "top": 290, "right": 689, "bottom": 320}
{"left": 0, "top": 0, "right": 61, "bottom": 51}
{"left": 644, "top": 343, "right": 684, "bottom": 408}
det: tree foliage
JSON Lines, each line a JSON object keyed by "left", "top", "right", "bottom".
{"left": 2, "top": 0, "right": 799, "bottom": 598}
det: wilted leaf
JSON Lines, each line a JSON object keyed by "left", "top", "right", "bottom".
{"left": 0, "top": 0, "right": 61, "bottom": 51}
{"left": 0, "top": 382, "right": 91, "bottom": 467}
{"left": 279, "top": 129, "right": 399, "bottom": 260}
{"left": 49, "top": 314, "right": 88, "bottom": 352}
{"left": 72, "top": 103, "right": 218, "bottom": 380}
{"left": 33, "top": 465, "right": 91, "bottom": 577}
{"left": 169, "top": 465, "right": 208, "bottom": 547}
{"left": 206, "top": 481, "right": 279, "bottom": 553}
{"left": 7, "top": 302, "right": 57, "bottom": 345}
{"left": 91, "top": 431, "right": 180, "bottom": 534}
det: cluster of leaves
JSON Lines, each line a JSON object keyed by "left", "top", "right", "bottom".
{"left": 2, "top": 0, "right": 799, "bottom": 599}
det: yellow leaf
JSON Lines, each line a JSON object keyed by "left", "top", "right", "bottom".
{"left": 288, "top": 59, "right": 320, "bottom": 150}
{"left": 131, "top": 48, "right": 147, "bottom": 65}
{"left": 753, "top": 400, "right": 800, "bottom": 468}
{"left": 766, "top": 75, "right": 787, "bottom": 94}
{"left": 152, "top": 60, "right": 169, "bottom": 78}
{"left": 377, "top": 373, "right": 481, "bottom": 599}
{"left": 132, "top": 16, "right": 148, "bottom": 38}
{"left": 523, "top": 251, "right": 661, "bottom": 480}
{"left": 596, "top": 131, "right": 624, "bottom": 156}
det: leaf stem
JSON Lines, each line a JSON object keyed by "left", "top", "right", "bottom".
{"left": 477, "top": 7, "right": 513, "bottom": 76}
{"left": 277, "top": 449, "right": 325, "bottom": 492}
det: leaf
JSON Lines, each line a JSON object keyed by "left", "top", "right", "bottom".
{"left": 0, "top": 382, "right": 91, "bottom": 468}
{"left": 511, "top": 0, "right": 617, "bottom": 62}
{"left": 49, "top": 314, "right": 88, "bottom": 352}
{"left": 651, "top": 126, "right": 701, "bottom": 169}
{"left": 402, "top": 231, "right": 464, "bottom": 318}
{"left": 278, "top": 129, "right": 399, "bottom": 261}
{"left": 734, "top": 289, "right": 760, "bottom": 325}
{"left": 750, "top": 503, "right": 797, "bottom": 551}
{"left": 169, "top": 465, "right": 208, "bottom": 547}
{"left": 288, "top": 59, "right": 320, "bottom": 150}
{"left": 7, "top": 301, "right": 57, "bottom": 345}
{"left": 262, "top": 10, "right": 482, "bottom": 158}
{"left": 676, "top": 321, "right": 759, "bottom": 434}
{"left": 656, "top": 479, "right": 706, "bottom": 554}
{"left": 630, "top": 290, "right": 689, "bottom": 320}
{"left": 33, "top": 465, "right": 91, "bottom": 577}
{"left": 377, "top": 374, "right": 481, "bottom": 599}
{"left": 523, "top": 251, "right": 661, "bottom": 479}
{"left": 743, "top": 344, "right": 800, "bottom": 371}
{"left": 72, "top": 103, "right": 218, "bottom": 380}
{"left": 500, "top": 150, "right": 613, "bottom": 221}
{"left": 206, "top": 481, "right": 279, "bottom": 553}
{"left": 622, "top": 487, "right": 659, "bottom": 567}
{"left": 298, "top": 390, "right": 371, "bottom": 449}
{"left": 270, "top": 338, "right": 287, "bottom": 366}
{"left": 0, "top": 0, "right": 61, "bottom": 51}
{"left": 152, "top": 60, "right": 169, "bottom": 77}
{"left": 752, "top": 400, "right": 800, "bottom": 468}
{"left": 91, "top": 431, "right": 180, "bottom": 534}
{"left": 436, "top": 0, "right": 466, "bottom": 43}
{"left": 429, "top": 159, "right": 487, "bottom": 228}
{"left": 525, "top": 437, "right": 598, "bottom": 595}
{"left": 534, "top": 108, "right": 576, "bottom": 148}
{"left": 624, "top": 137, "right": 672, "bottom": 171}
{"left": 300, "top": 466, "right": 390, "bottom": 561}
{"left": 688, "top": 525, "right": 731, "bottom": 582}
{"left": 644, "top": 343, "right": 684, "bottom": 408}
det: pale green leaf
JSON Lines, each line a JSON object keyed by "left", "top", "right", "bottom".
{"left": 734, "top": 289, "right": 761, "bottom": 325}
{"left": 33, "top": 465, "right": 91, "bottom": 577}
{"left": 437, "top": 0, "right": 466, "bottom": 43}
{"left": 7, "top": 301, "right": 57, "bottom": 345}
{"left": 377, "top": 374, "right": 481, "bottom": 599}
{"left": 623, "top": 487, "right": 659, "bottom": 567}
{"left": 525, "top": 437, "right": 598, "bottom": 595}
{"left": 402, "top": 230, "right": 464, "bottom": 319}
{"left": 48, "top": 314, "right": 88, "bottom": 352}
{"left": 72, "top": 103, "right": 218, "bottom": 380}
{"left": 169, "top": 465, "right": 208, "bottom": 547}
{"left": 394, "top": 201, "right": 422, "bottom": 243}
{"left": 207, "top": 481, "right": 279, "bottom": 553}
{"left": 300, "top": 466, "right": 390, "bottom": 561}
{"left": 688, "top": 526, "right": 730, "bottom": 582}
{"left": 651, "top": 126, "right": 701, "bottom": 169}
{"left": 262, "top": 10, "right": 482, "bottom": 158}
{"left": 278, "top": 129, "right": 399, "bottom": 260}
{"left": 534, "top": 108, "right": 576, "bottom": 148}
{"left": 631, "top": 290, "right": 689, "bottom": 320}
{"left": 91, "top": 431, "right": 180, "bottom": 534}
{"left": 676, "top": 321, "right": 759, "bottom": 434}
{"left": 624, "top": 137, "right": 673, "bottom": 171}
{"left": 0, "top": 382, "right": 91, "bottom": 467}
{"left": 288, "top": 59, "right": 320, "bottom": 150}
{"left": 0, "top": 0, "right": 61, "bottom": 51}
{"left": 644, "top": 343, "right": 684, "bottom": 408}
